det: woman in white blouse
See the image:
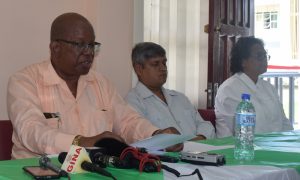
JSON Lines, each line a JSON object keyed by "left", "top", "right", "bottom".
{"left": 214, "top": 37, "right": 293, "bottom": 138}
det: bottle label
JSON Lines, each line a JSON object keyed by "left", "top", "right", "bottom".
{"left": 236, "top": 113, "right": 256, "bottom": 126}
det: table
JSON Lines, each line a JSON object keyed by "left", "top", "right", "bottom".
{"left": 0, "top": 131, "right": 299, "bottom": 180}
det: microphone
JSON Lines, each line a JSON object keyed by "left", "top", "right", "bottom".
{"left": 59, "top": 145, "right": 116, "bottom": 179}
{"left": 91, "top": 151, "right": 131, "bottom": 169}
{"left": 59, "top": 152, "right": 115, "bottom": 179}
{"left": 39, "top": 155, "right": 68, "bottom": 177}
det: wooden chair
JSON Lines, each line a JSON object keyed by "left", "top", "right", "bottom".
{"left": 0, "top": 120, "right": 13, "bottom": 160}
{"left": 198, "top": 109, "right": 216, "bottom": 129}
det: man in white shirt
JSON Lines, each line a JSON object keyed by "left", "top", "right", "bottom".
{"left": 125, "top": 42, "right": 215, "bottom": 140}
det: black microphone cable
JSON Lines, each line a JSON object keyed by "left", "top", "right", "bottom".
{"left": 161, "top": 164, "right": 203, "bottom": 180}
{"left": 81, "top": 161, "right": 117, "bottom": 180}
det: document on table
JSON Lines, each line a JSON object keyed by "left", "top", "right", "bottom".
{"left": 130, "top": 134, "right": 195, "bottom": 151}
{"left": 183, "top": 141, "right": 234, "bottom": 152}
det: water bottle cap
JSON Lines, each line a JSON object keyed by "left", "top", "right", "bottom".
{"left": 241, "top": 93, "right": 250, "bottom": 100}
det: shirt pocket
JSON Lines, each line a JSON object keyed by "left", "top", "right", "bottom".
{"left": 183, "top": 109, "right": 196, "bottom": 121}
{"left": 182, "top": 109, "right": 198, "bottom": 133}
{"left": 146, "top": 110, "right": 172, "bottom": 129}
{"left": 45, "top": 118, "right": 60, "bottom": 129}
{"left": 145, "top": 114, "right": 162, "bottom": 127}
{"left": 88, "top": 109, "right": 113, "bottom": 134}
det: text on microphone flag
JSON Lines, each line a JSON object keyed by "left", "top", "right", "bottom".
{"left": 61, "top": 145, "right": 92, "bottom": 174}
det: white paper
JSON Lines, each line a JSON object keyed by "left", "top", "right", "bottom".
{"left": 183, "top": 141, "right": 234, "bottom": 152}
{"left": 130, "top": 134, "right": 195, "bottom": 151}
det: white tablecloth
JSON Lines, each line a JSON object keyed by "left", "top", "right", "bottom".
{"left": 163, "top": 162, "right": 300, "bottom": 180}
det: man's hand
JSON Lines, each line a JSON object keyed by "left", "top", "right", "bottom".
{"left": 152, "top": 127, "right": 180, "bottom": 136}
{"left": 152, "top": 127, "right": 184, "bottom": 152}
{"left": 78, "top": 131, "right": 126, "bottom": 147}
{"left": 190, "top": 135, "right": 206, "bottom": 141}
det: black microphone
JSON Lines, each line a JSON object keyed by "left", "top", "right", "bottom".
{"left": 58, "top": 152, "right": 116, "bottom": 180}
{"left": 91, "top": 152, "right": 131, "bottom": 169}
{"left": 39, "top": 155, "right": 68, "bottom": 177}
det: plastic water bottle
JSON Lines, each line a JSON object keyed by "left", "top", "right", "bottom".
{"left": 234, "top": 93, "right": 256, "bottom": 161}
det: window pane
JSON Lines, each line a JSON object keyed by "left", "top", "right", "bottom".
{"left": 271, "top": 13, "right": 277, "bottom": 21}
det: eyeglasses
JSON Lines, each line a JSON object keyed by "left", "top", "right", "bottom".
{"left": 250, "top": 53, "right": 271, "bottom": 61}
{"left": 55, "top": 39, "right": 101, "bottom": 54}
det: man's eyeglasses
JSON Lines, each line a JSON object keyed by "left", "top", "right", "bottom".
{"left": 55, "top": 39, "right": 101, "bottom": 54}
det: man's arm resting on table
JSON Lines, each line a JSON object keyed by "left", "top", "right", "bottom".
{"left": 190, "top": 135, "right": 206, "bottom": 141}
{"left": 152, "top": 127, "right": 184, "bottom": 152}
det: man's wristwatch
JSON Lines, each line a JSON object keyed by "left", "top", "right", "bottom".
{"left": 72, "top": 135, "right": 82, "bottom": 146}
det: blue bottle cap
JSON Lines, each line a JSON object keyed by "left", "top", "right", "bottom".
{"left": 241, "top": 93, "right": 250, "bottom": 100}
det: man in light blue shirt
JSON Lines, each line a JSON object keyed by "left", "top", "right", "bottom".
{"left": 125, "top": 42, "right": 215, "bottom": 140}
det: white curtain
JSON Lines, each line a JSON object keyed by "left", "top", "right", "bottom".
{"left": 142, "top": 0, "right": 201, "bottom": 106}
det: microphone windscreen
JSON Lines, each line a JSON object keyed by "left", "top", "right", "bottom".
{"left": 58, "top": 152, "right": 67, "bottom": 164}
{"left": 94, "top": 138, "right": 129, "bottom": 156}
{"left": 86, "top": 147, "right": 106, "bottom": 158}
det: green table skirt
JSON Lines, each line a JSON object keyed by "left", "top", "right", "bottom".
{"left": 0, "top": 157, "right": 164, "bottom": 180}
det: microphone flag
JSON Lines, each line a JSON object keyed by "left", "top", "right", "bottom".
{"left": 61, "top": 145, "right": 92, "bottom": 173}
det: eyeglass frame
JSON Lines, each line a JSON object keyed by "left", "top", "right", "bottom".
{"left": 249, "top": 52, "right": 271, "bottom": 61}
{"left": 55, "top": 39, "right": 101, "bottom": 54}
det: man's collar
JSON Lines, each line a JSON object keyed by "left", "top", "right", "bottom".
{"left": 42, "top": 61, "right": 61, "bottom": 85}
{"left": 135, "top": 82, "right": 155, "bottom": 98}
{"left": 135, "top": 81, "right": 177, "bottom": 99}
{"left": 42, "top": 60, "right": 95, "bottom": 86}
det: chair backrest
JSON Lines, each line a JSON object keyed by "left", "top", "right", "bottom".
{"left": 0, "top": 120, "right": 13, "bottom": 160}
{"left": 198, "top": 109, "right": 216, "bottom": 129}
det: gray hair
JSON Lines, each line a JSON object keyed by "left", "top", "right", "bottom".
{"left": 131, "top": 42, "right": 166, "bottom": 66}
